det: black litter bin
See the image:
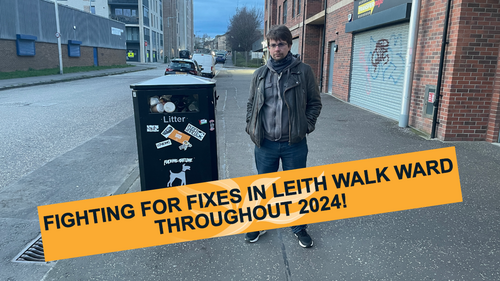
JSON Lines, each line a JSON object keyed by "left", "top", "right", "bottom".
{"left": 130, "top": 74, "right": 218, "bottom": 191}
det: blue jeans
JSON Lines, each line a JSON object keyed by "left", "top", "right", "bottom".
{"left": 254, "top": 138, "right": 308, "bottom": 234}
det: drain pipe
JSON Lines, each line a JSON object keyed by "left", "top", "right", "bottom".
{"left": 318, "top": 1, "right": 328, "bottom": 91}
{"left": 431, "top": 0, "right": 452, "bottom": 138}
{"left": 300, "top": 0, "right": 306, "bottom": 59}
{"left": 399, "top": 0, "right": 421, "bottom": 127}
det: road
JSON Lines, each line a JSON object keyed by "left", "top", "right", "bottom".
{"left": 0, "top": 69, "right": 162, "bottom": 190}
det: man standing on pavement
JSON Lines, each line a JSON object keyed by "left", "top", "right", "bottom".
{"left": 245, "top": 25, "right": 322, "bottom": 248}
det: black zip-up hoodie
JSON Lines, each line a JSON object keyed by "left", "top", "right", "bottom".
{"left": 262, "top": 54, "right": 302, "bottom": 142}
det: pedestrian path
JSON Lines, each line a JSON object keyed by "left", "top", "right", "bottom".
{"left": 0, "top": 62, "right": 162, "bottom": 91}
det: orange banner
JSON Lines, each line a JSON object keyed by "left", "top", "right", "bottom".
{"left": 38, "top": 147, "right": 462, "bottom": 261}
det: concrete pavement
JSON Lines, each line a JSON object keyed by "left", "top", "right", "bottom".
{"left": 2, "top": 58, "right": 500, "bottom": 280}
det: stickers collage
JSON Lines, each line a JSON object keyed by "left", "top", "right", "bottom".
{"left": 146, "top": 94, "right": 215, "bottom": 187}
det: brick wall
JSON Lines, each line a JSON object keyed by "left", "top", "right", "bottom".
{"left": 303, "top": 25, "right": 322, "bottom": 83}
{"left": 269, "top": 0, "right": 500, "bottom": 142}
{"left": 409, "top": 0, "right": 447, "bottom": 135}
{"left": 273, "top": 0, "right": 353, "bottom": 94}
{"left": 0, "top": 40, "right": 126, "bottom": 72}
{"left": 0, "top": 40, "right": 59, "bottom": 72}
{"left": 410, "top": 0, "right": 500, "bottom": 141}
{"left": 322, "top": 0, "right": 353, "bottom": 100}
{"left": 97, "top": 47, "right": 127, "bottom": 66}
{"left": 306, "top": 0, "right": 325, "bottom": 17}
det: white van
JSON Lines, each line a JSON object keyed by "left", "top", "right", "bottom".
{"left": 192, "top": 53, "right": 215, "bottom": 78}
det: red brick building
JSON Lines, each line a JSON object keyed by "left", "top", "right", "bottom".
{"left": 264, "top": 0, "right": 500, "bottom": 143}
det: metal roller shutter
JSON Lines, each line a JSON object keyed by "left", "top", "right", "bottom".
{"left": 349, "top": 22, "right": 409, "bottom": 120}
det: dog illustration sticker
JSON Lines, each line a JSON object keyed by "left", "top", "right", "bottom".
{"left": 167, "top": 163, "right": 190, "bottom": 187}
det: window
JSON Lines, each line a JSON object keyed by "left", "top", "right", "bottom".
{"left": 126, "top": 27, "right": 139, "bottom": 41}
{"left": 90, "top": 6, "right": 95, "bottom": 14}
{"left": 144, "top": 27, "right": 150, "bottom": 44}
{"left": 16, "top": 34, "right": 37, "bottom": 57}
{"left": 143, "top": 6, "right": 149, "bottom": 26}
{"left": 298, "top": 0, "right": 301, "bottom": 15}
{"left": 283, "top": 1, "right": 287, "bottom": 24}
{"left": 292, "top": 0, "right": 296, "bottom": 18}
{"left": 123, "top": 9, "right": 131, "bottom": 17}
{"left": 278, "top": 6, "right": 281, "bottom": 25}
{"left": 67, "top": 40, "right": 82, "bottom": 57}
{"left": 132, "top": 9, "right": 137, "bottom": 17}
{"left": 115, "top": 8, "right": 122, "bottom": 15}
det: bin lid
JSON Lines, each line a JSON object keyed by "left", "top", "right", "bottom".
{"left": 130, "top": 74, "right": 215, "bottom": 90}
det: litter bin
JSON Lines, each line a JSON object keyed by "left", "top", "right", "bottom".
{"left": 130, "top": 75, "right": 218, "bottom": 191}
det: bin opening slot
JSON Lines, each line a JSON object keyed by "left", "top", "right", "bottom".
{"left": 149, "top": 94, "right": 199, "bottom": 113}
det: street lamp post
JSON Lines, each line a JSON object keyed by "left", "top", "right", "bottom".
{"left": 54, "top": 0, "right": 63, "bottom": 74}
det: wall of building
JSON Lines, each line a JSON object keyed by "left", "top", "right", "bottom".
{"left": 163, "top": 0, "right": 179, "bottom": 60}
{"left": 0, "top": 0, "right": 126, "bottom": 72}
{"left": 410, "top": 0, "right": 500, "bottom": 141}
{"left": 0, "top": 40, "right": 126, "bottom": 72}
{"left": 48, "top": 0, "right": 109, "bottom": 17}
{"left": 0, "top": 46, "right": 126, "bottom": 71}
{"left": 253, "top": 0, "right": 500, "bottom": 142}
{"left": 322, "top": 0, "right": 352, "bottom": 100}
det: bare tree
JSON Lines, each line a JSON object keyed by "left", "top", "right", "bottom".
{"left": 227, "top": 7, "right": 263, "bottom": 52}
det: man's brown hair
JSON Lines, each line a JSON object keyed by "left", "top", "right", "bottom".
{"left": 266, "top": 25, "right": 292, "bottom": 46}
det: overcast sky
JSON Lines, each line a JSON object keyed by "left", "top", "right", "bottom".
{"left": 193, "top": 0, "right": 265, "bottom": 38}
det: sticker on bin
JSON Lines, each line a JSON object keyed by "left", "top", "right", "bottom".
{"left": 147, "top": 125, "right": 159, "bottom": 132}
{"left": 199, "top": 119, "right": 207, "bottom": 125}
{"left": 156, "top": 139, "right": 172, "bottom": 149}
{"left": 162, "top": 125, "right": 191, "bottom": 144}
{"left": 179, "top": 140, "right": 192, "bottom": 151}
{"left": 209, "top": 120, "right": 215, "bottom": 131}
{"left": 184, "top": 123, "right": 206, "bottom": 141}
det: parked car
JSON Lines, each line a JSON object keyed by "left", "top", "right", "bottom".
{"left": 164, "top": 58, "right": 202, "bottom": 76}
{"left": 192, "top": 53, "right": 216, "bottom": 78}
{"left": 215, "top": 53, "right": 226, "bottom": 64}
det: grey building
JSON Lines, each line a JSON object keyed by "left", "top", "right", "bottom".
{"left": 0, "top": 0, "right": 126, "bottom": 72}
{"left": 162, "top": 0, "right": 194, "bottom": 61}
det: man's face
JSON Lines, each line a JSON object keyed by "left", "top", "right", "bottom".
{"left": 268, "top": 39, "right": 291, "bottom": 61}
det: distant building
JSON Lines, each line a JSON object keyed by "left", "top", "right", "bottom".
{"left": 218, "top": 35, "right": 227, "bottom": 51}
{"left": 52, "top": 0, "right": 164, "bottom": 63}
{"left": 46, "top": 0, "right": 109, "bottom": 17}
{"left": 108, "top": 0, "right": 164, "bottom": 62}
{"left": 162, "top": 0, "right": 194, "bottom": 60}
{"left": 213, "top": 35, "right": 228, "bottom": 51}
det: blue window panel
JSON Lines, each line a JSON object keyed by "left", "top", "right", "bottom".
{"left": 16, "top": 34, "right": 37, "bottom": 57}
{"left": 68, "top": 40, "right": 82, "bottom": 57}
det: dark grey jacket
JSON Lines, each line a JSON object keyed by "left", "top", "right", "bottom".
{"left": 246, "top": 57, "right": 322, "bottom": 147}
